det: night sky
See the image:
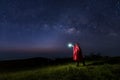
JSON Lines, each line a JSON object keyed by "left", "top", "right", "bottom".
{"left": 0, "top": 0, "right": 120, "bottom": 60}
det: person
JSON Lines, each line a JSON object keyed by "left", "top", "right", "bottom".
{"left": 73, "top": 43, "right": 85, "bottom": 66}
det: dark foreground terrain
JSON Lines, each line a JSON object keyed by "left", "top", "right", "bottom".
{"left": 0, "top": 57, "right": 120, "bottom": 80}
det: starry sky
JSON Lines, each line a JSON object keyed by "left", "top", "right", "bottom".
{"left": 0, "top": 0, "right": 120, "bottom": 59}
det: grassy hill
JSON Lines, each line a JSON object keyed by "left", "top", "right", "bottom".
{"left": 0, "top": 57, "right": 120, "bottom": 80}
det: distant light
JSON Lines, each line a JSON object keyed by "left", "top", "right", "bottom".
{"left": 68, "top": 43, "right": 73, "bottom": 48}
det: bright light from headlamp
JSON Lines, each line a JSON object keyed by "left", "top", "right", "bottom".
{"left": 68, "top": 43, "right": 73, "bottom": 48}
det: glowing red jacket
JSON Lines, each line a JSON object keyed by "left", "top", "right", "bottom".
{"left": 73, "top": 44, "right": 83, "bottom": 61}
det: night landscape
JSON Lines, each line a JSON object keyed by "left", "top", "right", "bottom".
{"left": 0, "top": 0, "right": 120, "bottom": 80}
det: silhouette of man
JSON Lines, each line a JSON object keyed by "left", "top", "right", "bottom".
{"left": 73, "top": 43, "right": 85, "bottom": 66}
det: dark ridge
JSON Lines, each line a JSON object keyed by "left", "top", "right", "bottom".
{"left": 0, "top": 56, "right": 120, "bottom": 72}
{"left": 88, "top": 57, "right": 120, "bottom": 66}
{"left": 0, "top": 57, "right": 72, "bottom": 72}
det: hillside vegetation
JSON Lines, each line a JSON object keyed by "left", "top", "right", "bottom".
{"left": 0, "top": 57, "right": 120, "bottom": 80}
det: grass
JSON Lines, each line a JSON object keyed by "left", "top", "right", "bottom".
{"left": 0, "top": 62, "right": 120, "bottom": 80}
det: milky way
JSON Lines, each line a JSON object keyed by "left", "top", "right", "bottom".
{"left": 0, "top": 0, "right": 120, "bottom": 59}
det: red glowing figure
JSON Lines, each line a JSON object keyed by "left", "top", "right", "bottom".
{"left": 73, "top": 43, "right": 85, "bottom": 66}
